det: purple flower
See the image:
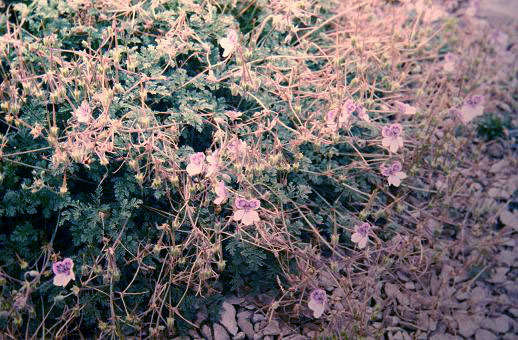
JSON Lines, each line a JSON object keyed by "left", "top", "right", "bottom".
{"left": 381, "top": 123, "right": 404, "bottom": 153}
{"left": 351, "top": 222, "right": 371, "bottom": 249}
{"left": 380, "top": 161, "right": 407, "bottom": 187}
{"left": 233, "top": 197, "right": 261, "bottom": 226}
{"left": 52, "top": 258, "right": 75, "bottom": 287}
{"left": 186, "top": 152, "right": 206, "bottom": 176}
{"left": 308, "top": 289, "right": 327, "bottom": 318}
{"left": 459, "top": 94, "right": 484, "bottom": 123}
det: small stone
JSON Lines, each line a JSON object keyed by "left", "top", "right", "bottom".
{"left": 404, "top": 282, "right": 415, "bottom": 290}
{"left": 188, "top": 329, "right": 200, "bottom": 338}
{"left": 196, "top": 310, "right": 208, "bottom": 325}
{"left": 226, "top": 295, "right": 245, "bottom": 305}
{"left": 238, "top": 318, "right": 254, "bottom": 339}
{"left": 456, "top": 314, "right": 478, "bottom": 337}
{"left": 475, "top": 329, "right": 497, "bottom": 340}
{"left": 252, "top": 313, "right": 265, "bottom": 323}
{"left": 282, "top": 335, "right": 308, "bottom": 340}
{"left": 262, "top": 320, "right": 281, "bottom": 336}
{"left": 508, "top": 308, "right": 518, "bottom": 317}
{"left": 233, "top": 332, "right": 246, "bottom": 340}
{"left": 482, "top": 315, "right": 510, "bottom": 334}
{"left": 264, "top": 336, "right": 274, "bottom": 340}
{"left": 172, "top": 337, "right": 190, "bottom": 340}
{"left": 488, "top": 143, "right": 504, "bottom": 158}
{"left": 253, "top": 333, "right": 263, "bottom": 340}
{"left": 254, "top": 321, "right": 265, "bottom": 332}
{"left": 455, "top": 290, "right": 470, "bottom": 301}
{"left": 237, "top": 310, "right": 252, "bottom": 320}
{"left": 214, "top": 323, "right": 231, "bottom": 340}
{"left": 487, "top": 267, "right": 509, "bottom": 283}
{"left": 201, "top": 324, "right": 213, "bottom": 340}
{"left": 220, "top": 302, "right": 239, "bottom": 336}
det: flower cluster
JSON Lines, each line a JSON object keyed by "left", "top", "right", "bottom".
{"left": 380, "top": 161, "right": 407, "bottom": 187}
{"left": 381, "top": 123, "right": 404, "bottom": 153}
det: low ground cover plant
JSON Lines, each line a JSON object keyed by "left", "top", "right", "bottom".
{"left": 0, "top": 0, "right": 515, "bottom": 338}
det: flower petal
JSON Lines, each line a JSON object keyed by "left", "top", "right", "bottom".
{"left": 53, "top": 274, "right": 72, "bottom": 287}
{"left": 308, "top": 299, "right": 325, "bottom": 318}
{"left": 233, "top": 209, "right": 245, "bottom": 221}
{"left": 241, "top": 211, "right": 259, "bottom": 226}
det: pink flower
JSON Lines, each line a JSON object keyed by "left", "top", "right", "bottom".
{"left": 381, "top": 123, "right": 404, "bottom": 153}
{"left": 186, "top": 152, "right": 206, "bottom": 176}
{"left": 206, "top": 150, "right": 221, "bottom": 178}
{"left": 233, "top": 197, "right": 260, "bottom": 226}
{"left": 213, "top": 181, "right": 228, "bottom": 205}
{"left": 74, "top": 100, "right": 92, "bottom": 124}
{"left": 380, "top": 161, "right": 407, "bottom": 187}
{"left": 351, "top": 222, "right": 371, "bottom": 249}
{"left": 52, "top": 258, "right": 75, "bottom": 287}
{"left": 308, "top": 289, "right": 327, "bottom": 318}
{"left": 219, "top": 29, "right": 238, "bottom": 58}
{"left": 394, "top": 101, "right": 417, "bottom": 116}
{"left": 459, "top": 94, "right": 484, "bottom": 124}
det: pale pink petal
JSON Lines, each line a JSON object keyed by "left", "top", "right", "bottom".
{"left": 53, "top": 274, "right": 72, "bottom": 287}
{"left": 382, "top": 138, "right": 391, "bottom": 148}
{"left": 233, "top": 209, "right": 245, "bottom": 221}
{"left": 397, "top": 172, "right": 407, "bottom": 180}
{"left": 351, "top": 232, "right": 363, "bottom": 244}
{"left": 358, "top": 237, "right": 368, "bottom": 249}
{"left": 186, "top": 163, "right": 203, "bottom": 176}
{"left": 308, "top": 299, "right": 325, "bottom": 318}
{"left": 241, "top": 210, "right": 260, "bottom": 226}
{"left": 388, "top": 175, "right": 401, "bottom": 187}
{"left": 389, "top": 140, "right": 399, "bottom": 153}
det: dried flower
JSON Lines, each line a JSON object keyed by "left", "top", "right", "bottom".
{"left": 219, "top": 29, "right": 238, "bottom": 58}
{"left": 351, "top": 222, "right": 371, "bottom": 249}
{"left": 213, "top": 181, "right": 228, "bottom": 205}
{"left": 52, "top": 258, "right": 75, "bottom": 287}
{"left": 380, "top": 161, "right": 407, "bottom": 187}
{"left": 73, "top": 100, "right": 92, "bottom": 124}
{"left": 459, "top": 94, "right": 484, "bottom": 124}
{"left": 381, "top": 123, "right": 404, "bottom": 153}
{"left": 233, "top": 197, "right": 260, "bottom": 226}
{"left": 186, "top": 152, "right": 206, "bottom": 176}
{"left": 394, "top": 101, "right": 417, "bottom": 116}
{"left": 308, "top": 289, "right": 327, "bottom": 318}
